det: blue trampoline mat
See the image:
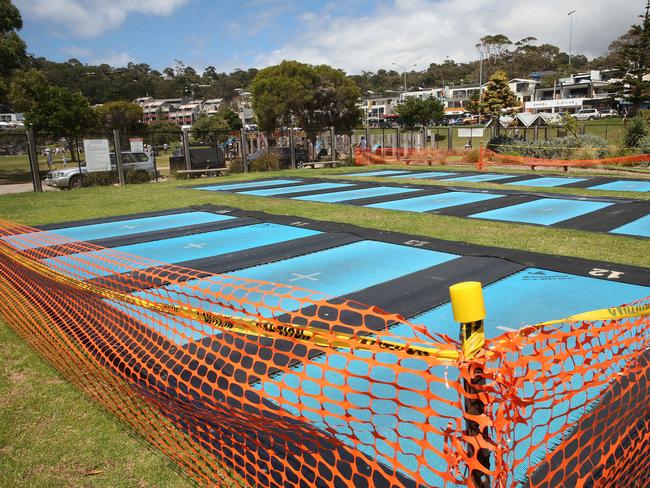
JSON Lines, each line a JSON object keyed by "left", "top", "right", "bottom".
{"left": 339, "top": 170, "right": 412, "bottom": 177}
{"left": 587, "top": 180, "right": 650, "bottom": 193}
{"left": 391, "top": 171, "right": 459, "bottom": 179}
{"left": 406, "top": 267, "right": 648, "bottom": 339}
{"left": 196, "top": 179, "right": 302, "bottom": 191}
{"left": 239, "top": 182, "right": 356, "bottom": 197}
{"left": 4, "top": 211, "right": 233, "bottom": 250}
{"left": 45, "top": 223, "right": 321, "bottom": 279}
{"left": 293, "top": 186, "right": 419, "bottom": 203}
{"left": 233, "top": 240, "right": 457, "bottom": 296}
{"left": 470, "top": 198, "right": 613, "bottom": 225}
{"left": 367, "top": 191, "right": 505, "bottom": 213}
{"left": 444, "top": 173, "right": 516, "bottom": 183}
{"left": 610, "top": 215, "right": 650, "bottom": 238}
{"left": 505, "top": 176, "right": 587, "bottom": 187}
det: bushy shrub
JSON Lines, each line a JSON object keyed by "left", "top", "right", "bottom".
{"left": 488, "top": 134, "right": 608, "bottom": 159}
{"left": 624, "top": 115, "right": 649, "bottom": 148}
{"left": 461, "top": 149, "right": 481, "bottom": 165}
{"left": 228, "top": 158, "right": 245, "bottom": 173}
{"left": 249, "top": 150, "right": 280, "bottom": 172}
{"left": 486, "top": 135, "right": 519, "bottom": 152}
{"left": 125, "top": 169, "right": 152, "bottom": 184}
{"left": 82, "top": 171, "right": 118, "bottom": 187}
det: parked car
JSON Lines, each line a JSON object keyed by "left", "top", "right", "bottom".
{"left": 462, "top": 115, "right": 481, "bottom": 125}
{"left": 574, "top": 108, "right": 600, "bottom": 120}
{"left": 245, "top": 147, "right": 309, "bottom": 168}
{"left": 599, "top": 109, "right": 618, "bottom": 118}
{"left": 44, "top": 151, "right": 156, "bottom": 189}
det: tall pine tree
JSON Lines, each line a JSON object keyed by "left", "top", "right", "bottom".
{"left": 480, "top": 70, "right": 519, "bottom": 118}
{"left": 615, "top": 1, "right": 650, "bottom": 113}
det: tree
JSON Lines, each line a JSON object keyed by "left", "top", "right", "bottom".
{"left": 218, "top": 106, "right": 243, "bottom": 130}
{"left": 395, "top": 96, "right": 444, "bottom": 128}
{"left": 146, "top": 120, "right": 180, "bottom": 146}
{"left": 95, "top": 101, "right": 144, "bottom": 134}
{"left": 251, "top": 60, "right": 361, "bottom": 144}
{"left": 191, "top": 114, "right": 228, "bottom": 143}
{"left": 480, "top": 70, "right": 520, "bottom": 118}
{"left": 8, "top": 68, "right": 49, "bottom": 112}
{"left": 22, "top": 86, "right": 98, "bottom": 160}
{"left": 0, "top": 0, "right": 26, "bottom": 75}
{"left": 465, "top": 91, "right": 481, "bottom": 116}
{"left": 612, "top": 1, "right": 650, "bottom": 113}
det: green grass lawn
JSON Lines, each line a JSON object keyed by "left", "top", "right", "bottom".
{"left": 0, "top": 320, "right": 193, "bottom": 488}
{"left": 0, "top": 165, "right": 648, "bottom": 486}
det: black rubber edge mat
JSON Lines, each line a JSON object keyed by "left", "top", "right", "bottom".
{"left": 552, "top": 201, "right": 650, "bottom": 232}
{"left": 188, "top": 205, "right": 650, "bottom": 286}
{"left": 335, "top": 256, "right": 524, "bottom": 322}
{"left": 339, "top": 169, "right": 650, "bottom": 186}
{"left": 186, "top": 176, "right": 643, "bottom": 203}
{"left": 35, "top": 205, "right": 650, "bottom": 287}
{"left": 31, "top": 217, "right": 260, "bottom": 259}
{"left": 429, "top": 194, "right": 542, "bottom": 217}
{"left": 189, "top": 177, "right": 647, "bottom": 236}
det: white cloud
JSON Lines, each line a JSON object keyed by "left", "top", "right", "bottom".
{"left": 257, "top": 0, "right": 642, "bottom": 73}
{"left": 61, "top": 45, "right": 92, "bottom": 58}
{"left": 15, "top": 0, "right": 190, "bottom": 37}
{"left": 92, "top": 51, "right": 134, "bottom": 66}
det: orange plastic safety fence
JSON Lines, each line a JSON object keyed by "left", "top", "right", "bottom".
{"left": 479, "top": 148, "right": 650, "bottom": 169}
{"left": 355, "top": 147, "right": 470, "bottom": 166}
{"left": 0, "top": 217, "right": 648, "bottom": 488}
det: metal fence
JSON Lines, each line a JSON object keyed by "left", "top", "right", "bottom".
{"left": 0, "top": 121, "right": 630, "bottom": 193}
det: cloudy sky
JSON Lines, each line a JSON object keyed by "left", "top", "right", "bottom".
{"left": 14, "top": 0, "right": 643, "bottom": 73}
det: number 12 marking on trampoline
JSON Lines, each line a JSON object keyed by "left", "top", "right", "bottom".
{"left": 589, "top": 268, "right": 625, "bottom": 280}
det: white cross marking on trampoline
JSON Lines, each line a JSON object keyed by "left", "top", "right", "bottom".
{"left": 184, "top": 243, "right": 207, "bottom": 249}
{"left": 289, "top": 272, "right": 320, "bottom": 282}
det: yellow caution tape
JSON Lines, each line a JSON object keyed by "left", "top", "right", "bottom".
{"left": 0, "top": 243, "right": 460, "bottom": 362}
{"left": 2, "top": 241, "right": 647, "bottom": 363}
{"left": 535, "top": 304, "right": 650, "bottom": 327}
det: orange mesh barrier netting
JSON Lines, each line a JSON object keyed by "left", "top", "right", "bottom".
{"left": 478, "top": 148, "right": 650, "bottom": 170}
{"left": 0, "top": 218, "right": 649, "bottom": 487}
{"left": 355, "top": 148, "right": 470, "bottom": 166}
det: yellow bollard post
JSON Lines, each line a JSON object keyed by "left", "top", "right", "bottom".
{"left": 449, "top": 281, "right": 491, "bottom": 488}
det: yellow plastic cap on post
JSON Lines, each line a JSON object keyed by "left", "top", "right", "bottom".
{"left": 449, "top": 281, "right": 486, "bottom": 324}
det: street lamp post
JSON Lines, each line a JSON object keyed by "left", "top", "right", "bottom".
{"left": 568, "top": 10, "right": 576, "bottom": 69}
{"left": 392, "top": 62, "right": 417, "bottom": 93}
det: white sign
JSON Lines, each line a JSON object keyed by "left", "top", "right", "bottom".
{"left": 129, "top": 137, "right": 144, "bottom": 152}
{"left": 458, "top": 128, "right": 485, "bottom": 138}
{"left": 525, "top": 98, "right": 584, "bottom": 110}
{"left": 83, "top": 139, "right": 111, "bottom": 172}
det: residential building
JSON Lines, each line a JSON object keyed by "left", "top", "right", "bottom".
{"left": 526, "top": 70, "right": 621, "bottom": 114}
{"left": 136, "top": 98, "right": 182, "bottom": 125}
{"left": 0, "top": 113, "right": 24, "bottom": 128}
{"left": 168, "top": 101, "right": 204, "bottom": 126}
{"left": 203, "top": 99, "right": 224, "bottom": 116}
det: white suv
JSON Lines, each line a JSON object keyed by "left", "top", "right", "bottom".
{"left": 574, "top": 108, "right": 600, "bottom": 121}
{"left": 44, "top": 151, "right": 157, "bottom": 189}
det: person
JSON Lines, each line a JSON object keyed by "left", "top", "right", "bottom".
{"left": 62, "top": 155, "right": 68, "bottom": 168}
{"left": 46, "top": 149, "right": 53, "bottom": 169}
{"left": 464, "top": 138, "right": 472, "bottom": 149}
{"left": 163, "top": 143, "right": 168, "bottom": 153}
{"left": 358, "top": 136, "right": 367, "bottom": 149}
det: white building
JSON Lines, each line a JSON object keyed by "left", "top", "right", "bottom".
{"left": 0, "top": 113, "right": 24, "bottom": 128}
{"left": 526, "top": 70, "right": 621, "bottom": 114}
